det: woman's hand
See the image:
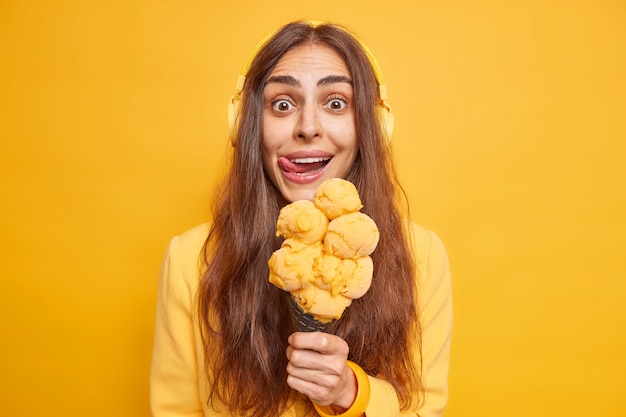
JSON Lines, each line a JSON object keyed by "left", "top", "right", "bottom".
{"left": 286, "top": 332, "right": 358, "bottom": 411}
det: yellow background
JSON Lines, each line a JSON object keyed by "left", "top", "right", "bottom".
{"left": 1, "top": 1, "right": 624, "bottom": 416}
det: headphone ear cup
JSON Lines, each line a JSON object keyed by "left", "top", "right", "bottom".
{"left": 380, "top": 106, "right": 394, "bottom": 142}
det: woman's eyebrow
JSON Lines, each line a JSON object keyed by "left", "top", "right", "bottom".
{"left": 265, "top": 75, "right": 300, "bottom": 87}
{"left": 317, "top": 75, "right": 353, "bottom": 87}
{"left": 264, "top": 75, "right": 353, "bottom": 88}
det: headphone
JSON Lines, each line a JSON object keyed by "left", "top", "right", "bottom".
{"left": 228, "top": 21, "right": 394, "bottom": 146}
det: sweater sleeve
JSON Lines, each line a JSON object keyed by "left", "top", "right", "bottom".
{"left": 364, "top": 226, "right": 453, "bottom": 417}
{"left": 150, "top": 233, "right": 205, "bottom": 417}
{"left": 415, "top": 230, "right": 453, "bottom": 417}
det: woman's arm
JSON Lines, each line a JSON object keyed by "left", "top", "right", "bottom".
{"left": 363, "top": 226, "right": 453, "bottom": 417}
{"left": 412, "top": 227, "right": 453, "bottom": 417}
{"left": 150, "top": 229, "right": 206, "bottom": 417}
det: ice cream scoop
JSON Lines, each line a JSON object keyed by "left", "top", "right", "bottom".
{"left": 313, "top": 178, "right": 363, "bottom": 220}
{"left": 313, "top": 254, "right": 373, "bottom": 299}
{"left": 339, "top": 256, "right": 374, "bottom": 299}
{"left": 268, "top": 240, "right": 323, "bottom": 292}
{"left": 276, "top": 200, "right": 328, "bottom": 244}
{"left": 291, "top": 285, "right": 352, "bottom": 323}
{"left": 324, "top": 212, "right": 380, "bottom": 258}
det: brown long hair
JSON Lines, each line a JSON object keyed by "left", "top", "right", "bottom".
{"left": 198, "top": 21, "right": 422, "bottom": 417}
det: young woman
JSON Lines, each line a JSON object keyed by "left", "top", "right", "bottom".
{"left": 150, "top": 21, "right": 452, "bottom": 417}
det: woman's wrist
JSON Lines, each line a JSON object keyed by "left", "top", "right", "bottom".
{"left": 313, "top": 361, "right": 371, "bottom": 417}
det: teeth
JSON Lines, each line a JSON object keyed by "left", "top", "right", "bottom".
{"left": 291, "top": 157, "right": 331, "bottom": 164}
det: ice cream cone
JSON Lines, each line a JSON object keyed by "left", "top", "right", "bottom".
{"left": 287, "top": 294, "right": 337, "bottom": 333}
{"left": 270, "top": 179, "right": 378, "bottom": 331}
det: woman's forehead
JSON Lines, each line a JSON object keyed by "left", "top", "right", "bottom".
{"left": 268, "top": 43, "right": 350, "bottom": 79}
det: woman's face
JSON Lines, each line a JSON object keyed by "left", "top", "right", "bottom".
{"left": 261, "top": 42, "right": 358, "bottom": 203}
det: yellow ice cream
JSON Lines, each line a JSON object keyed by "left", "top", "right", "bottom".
{"left": 267, "top": 178, "right": 379, "bottom": 324}
{"left": 275, "top": 200, "right": 328, "bottom": 244}
{"left": 340, "top": 256, "right": 374, "bottom": 299}
{"left": 291, "top": 285, "right": 352, "bottom": 322}
{"left": 313, "top": 254, "right": 373, "bottom": 298}
{"left": 268, "top": 240, "right": 323, "bottom": 292}
{"left": 313, "top": 177, "right": 362, "bottom": 220}
{"left": 324, "top": 212, "right": 380, "bottom": 258}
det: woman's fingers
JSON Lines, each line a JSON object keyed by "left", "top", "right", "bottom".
{"left": 286, "top": 332, "right": 357, "bottom": 409}
{"left": 286, "top": 332, "right": 348, "bottom": 376}
{"left": 288, "top": 331, "right": 349, "bottom": 356}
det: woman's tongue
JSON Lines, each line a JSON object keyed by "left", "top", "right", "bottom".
{"left": 278, "top": 156, "right": 328, "bottom": 174}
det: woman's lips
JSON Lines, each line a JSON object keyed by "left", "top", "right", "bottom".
{"left": 277, "top": 154, "right": 332, "bottom": 184}
{"left": 278, "top": 156, "right": 331, "bottom": 173}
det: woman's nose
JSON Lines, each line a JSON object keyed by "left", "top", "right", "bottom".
{"left": 295, "top": 104, "right": 321, "bottom": 140}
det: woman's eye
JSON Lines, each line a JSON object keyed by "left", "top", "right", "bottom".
{"left": 326, "top": 97, "right": 347, "bottom": 111}
{"left": 272, "top": 99, "right": 294, "bottom": 112}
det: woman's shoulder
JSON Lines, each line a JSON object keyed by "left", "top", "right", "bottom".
{"left": 174, "top": 223, "right": 210, "bottom": 250}
{"left": 163, "top": 223, "right": 211, "bottom": 282}
{"left": 407, "top": 221, "right": 447, "bottom": 260}
{"left": 406, "top": 221, "right": 450, "bottom": 285}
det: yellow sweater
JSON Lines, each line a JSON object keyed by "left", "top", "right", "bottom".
{"left": 150, "top": 222, "right": 452, "bottom": 417}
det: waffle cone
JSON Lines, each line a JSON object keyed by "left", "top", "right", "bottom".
{"left": 287, "top": 294, "right": 337, "bottom": 333}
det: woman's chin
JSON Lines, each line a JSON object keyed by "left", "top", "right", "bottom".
{"left": 281, "top": 187, "right": 316, "bottom": 203}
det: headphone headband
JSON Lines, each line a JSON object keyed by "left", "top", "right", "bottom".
{"left": 229, "top": 21, "right": 394, "bottom": 145}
